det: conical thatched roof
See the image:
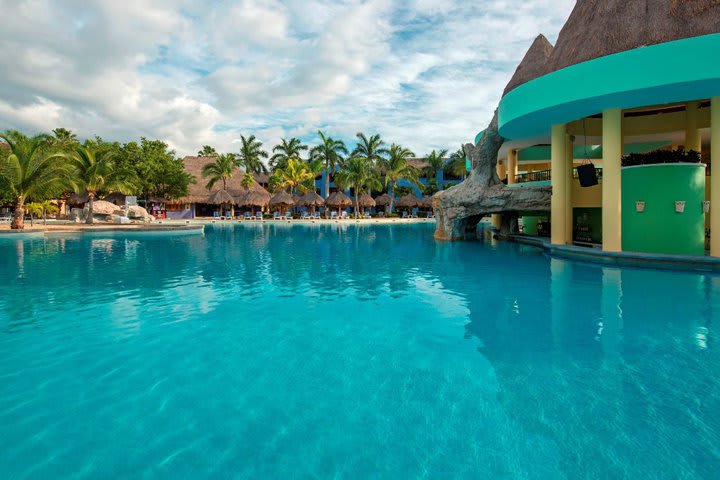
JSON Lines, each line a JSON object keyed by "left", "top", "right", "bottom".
{"left": 374, "top": 193, "right": 394, "bottom": 206}
{"left": 325, "top": 191, "right": 352, "bottom": 207}
{"left": 355, "top": 193, "right": 376, "bottom": 208}
{"left": 269, "top": 191, "right": 295, "bottom": 206}
{"left": 420, "top": 196, "right": 433, "bottom": 208}
{"left": 238, "top": 188, "right": 271, "bottom": 207}
{"left": 547, "top": 0, "right": 720, "bottom": 74}
{"left": 297, "top": 191, "right": 325, "bottom": 207}
{"left": 503, "top": 34, "right": 554, "bottom": 96}
{"left": 102, "top": 192, "right": 128, "bottom": 204}
{"left": 208, "top": 190, "right": 236, "bottom": 205}
{"left": 396, "top": 193, "right": 420, "bottom": 208}
{"left": 172, "top": 156, "right": 271, "bottom": 205}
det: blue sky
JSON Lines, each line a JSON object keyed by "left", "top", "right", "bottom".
{"left": 0, "top": 0, "right": 574, "bottom": 156}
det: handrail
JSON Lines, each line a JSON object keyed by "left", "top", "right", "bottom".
{"left": 514, "top": 167, "right": 604, "bottom": 184}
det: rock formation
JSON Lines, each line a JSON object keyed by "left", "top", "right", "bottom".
{"left": 433, "top": 112, "right": 551, "bottom": 241}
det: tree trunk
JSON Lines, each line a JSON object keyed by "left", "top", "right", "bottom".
{"left": 86, "top": 192, "right": 95, "bottom": 224}
{"left": 11, "top": 196, "right": 25, "bottom": 230}
{"left": 389, "top": 184, "right": 395, "bottom": 214}
{"left": 43, "top": 210, "right": 47, "bottom": 225}
{"left": 324, "top": 166, "right": 330, "bottom": 198}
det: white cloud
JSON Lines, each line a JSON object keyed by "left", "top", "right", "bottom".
{"left": 0, "top": 0, "right": 574, "bottom": 156}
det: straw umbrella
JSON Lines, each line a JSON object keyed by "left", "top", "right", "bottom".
{"left": 297, "top": 191, "right": 325, "bottom": 217}
{"left": 355, "top": 193, "right": 376, "bottom": 216}
{"left": 270, "top": 191, "right": 295, "bottom": 218}
{"left": 396, "top": 193, "right": 420, "bottom": 216}
{"left": 374, "top": 193, "right": 394, "bottom": 214}
{"left": 325, "top": 191, "right": 352, "bottom": 217}
{"left": 208, "top": 189, "right": 236, "bottom": 217}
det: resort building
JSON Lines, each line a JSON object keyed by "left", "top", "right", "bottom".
{"left": 488, "top": 2, "right": 720, "bottom": 257}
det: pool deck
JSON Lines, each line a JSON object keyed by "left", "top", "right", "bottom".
{"left": 509, "top": 234, "right": 720, "bottom": 272}
{"left": 0, "top": 223, "right": 205, "bottom": 237}
{"left": 160, "top": 217, "right": 436, "bottom": 226}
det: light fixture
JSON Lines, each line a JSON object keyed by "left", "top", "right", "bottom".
{"left": 635, "top": 201, "right": 645, "bottom": 213}
{"left": 703, "top": 201, "right": 711, "bottom": 214}
{"left": 675, "top": 201, "right": 686, "bottom": 213}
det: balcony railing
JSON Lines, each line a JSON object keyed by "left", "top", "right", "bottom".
{"left": 514, "top": 167, "right": 604, "bottom": 184}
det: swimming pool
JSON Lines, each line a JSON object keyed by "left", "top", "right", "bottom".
{"left": 1, "top": 223, "right": 719, "bottom": 478}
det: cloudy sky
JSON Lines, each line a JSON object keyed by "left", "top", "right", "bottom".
{"left": 0, "top": 0, "right": 574, "bottom": 157}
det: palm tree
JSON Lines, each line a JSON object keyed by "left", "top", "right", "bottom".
{"left": 445, "top": 146, "right": 468, "bottom": 180}
{"left": 201, "top": 154, "right": 236, "bottom": 191}
{"left": 270, "top": 158, "right": 316, "bottom": 194}
{"left": 25, "top": 202, "right": 42, "bottom": 227}
{"left": 70, "top": 144, "right": 136, "bottom": 224}
{"left": 309, "top": 131, "right": 347, "bottom": 198}
{"left": 424, "top": 149, "right": 449, "bottom": 181}
{"left": 241, "top": 172, "right": 254, "bottom": 188}
{"left": 270, "top": 138, "right": 308, "bottom": 171}
{"left": 335, "top": 157, "right": 382, "bottom": 218}
{"left": 0, "top": 130, "right": 71, "bottom": 229}
{"left": 237, "top": 135, "right": 269, "bottom": 174}
{"left": 379, "top": 144, "right": 420, "bottom": 212}
{"left": 351, "top": 133, "right": 389, "bottom": 165}
{"left": 38, "top": 200, "right": 59, "bottom": 225}
{"left": 198, "top": 145, "right": 218, "bottom": 157}
{"left": 52, "top": 128, "right": 79, "bottom": 151}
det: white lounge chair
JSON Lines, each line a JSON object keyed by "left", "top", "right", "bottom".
{"left": 301, "top": 211, "right": 310, "bottom": 219}
{"left": 254, "top": 211, "right": 263, "bottom": 220}
{"left": 330, "top": 211, "right": 338, "bottom": 219}
{"left": 402, "top": 211, "right": 409, "bottom": 218}
{"left": 340, "top": 211, "right": 348, "bottom": 219}
{"left": 244, "top": 211, "right": 252, "bottom": 220}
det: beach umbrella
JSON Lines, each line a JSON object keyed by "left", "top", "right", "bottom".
{"left": 270, "top": 191, "right": 295, "bottom": 216}
{"left": 355, "top": 193, "right": 376, "bottom": 208}
{"left": 298, "top": 191, "right": 325, "bottom": 216}
{"left": 237, "top": 183, "right": 271, "bottom": 214}
{"left": 420, "top": 196, "right": 433, "bottom": 208}
{"left": 67, "top": 192, "right": 89, "bottom": 207}
{"left": 325, "top": 191, "right": 352, "bottom": 215}
{"left": 208, "top": 189, "right": 236, "bottom": 205}
{"left": 396, "top": 193, "right": 420, "bottom": 214}
{"left": 374, "top": 193, "right": 393, "bottom": 206}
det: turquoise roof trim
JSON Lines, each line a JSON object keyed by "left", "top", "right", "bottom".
{"left": 498, "top": 34, "right": 720, "bottom": 140}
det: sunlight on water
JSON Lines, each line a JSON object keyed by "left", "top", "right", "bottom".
{"left": 1, "top": 223, "right": 719, "bottom": 478}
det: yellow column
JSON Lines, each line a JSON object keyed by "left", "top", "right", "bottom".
{"left": 565, "top": 135, "right": 574, "bottom": 243}
{"left": 507, "top": 150, "right": 518, "bottom": 185}
{"left": 711, "top": 97, "right": 720, "bottom": 257}
{"left": 602, "top": 108, "right": 623, "bottom": 252}
{"left": 686, "top": 101, "right": 701, "bottom": 153}
{"left": 551, "top": 124, "right": 567, "bottom": 245}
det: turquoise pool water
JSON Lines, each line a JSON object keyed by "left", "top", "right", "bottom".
{"left": 1, "top": 223, "right": 719, "bottom": 479}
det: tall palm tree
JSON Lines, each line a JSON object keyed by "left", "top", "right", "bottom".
{"left": 309, "top": 131, "right": 347, "bottom": 198}
{"left": 351, "top": 133, "right": 389, "bottom": 165}
{"left": 198, "top": 145, "right": 218, "bottom": 157}
{"left": 379, "top": 144, "right": 419, "bottom": 212}
{"left": 424, "top": 149, "right": 449, "bottom": 181}
{"left": 201, "top": 154, "right": 236, "bottom": 191}
{"left": 270, "top": 138, "right": 308, "bottom": 171}
{"left": 237, "top": 135, "right": 269, "bottom": 174}
{"left": 445, "top": 146, "right": 468, "bottom": 180}
{"left": 70, "top": 144, "right": 136, "bottom": 224}
{"left": 335, "top": 157, "right": 382, "bottom": 218}
{"left": 270, "top": 158, "right": 316, "bottom": 194}
{"left": 52, "top": 128, "right": 79, "bottom": 151}
{"left": 0, "top": 130, "right": 71, "bottom": 229}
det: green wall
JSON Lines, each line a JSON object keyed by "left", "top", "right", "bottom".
{"left": 621, "top": 164, "right": 706, "bottom": 255}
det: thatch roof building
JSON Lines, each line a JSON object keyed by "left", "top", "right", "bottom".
{"left": 396, "top": 194, "right": 420, "bottom": 209}
{"left": 297, "top": 191, "right": 325, "bottom": 207}
{"left": 503, "top": 34, "right": 554, "bottom": 96}
{"left": 355, "top": 193, "right": 376, "bottom": 208}
{"left": 374, "top": 193, "right": 394, "bottom": 206}
{"left": 269, "top": 191, "right": 295, "bottom": 207}
{"left": 174, "top": 156, "right": 270, "bottom": 206}
{"left": 325, "top": 191, "right": 352, "bottom": 208}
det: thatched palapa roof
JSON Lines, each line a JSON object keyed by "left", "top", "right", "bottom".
{"left": 208, "top": 190, "right": 236, "bottom": 205}
{"left": 503, "top": 34, "right": 554, "bottom": 96}
{"left": 355, "top": 193, "right": 376, "bottom": 208}
{"left": 396, "top": 193, "right": 420, "bottom": 208}
{"left": 374, "top": 193, "right": 394, "bottom": 206}
{"left": 503, "top": 1, "right": 720, "bottom": 96}
{"left": 173, "top": 156, "right": 271, "bottom": 206}
{"left": 67, "top": 192, "right": 89, "bottom": 206}
{"left": 420, "top": 196, "right": 433, "bottom": 208}
{"left": 325, "top": 191, "right": 352, "bottom": 207}
{"left": 269, "top": 191, "right": 295, "bottom": 207}
{"left": 297, "top": 191, "right": 325, "bottom": 207}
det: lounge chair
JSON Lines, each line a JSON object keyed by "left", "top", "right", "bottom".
{"left": 273, "top": 212, "right": 282, "bottom": 220}
{"left": 426, "top": 211, "right": 433, "bottom": 218}
{"left": 402, "top": 211, "right": 409, "bottom": 218}
{"left": 244, "top": 212, "right": 252, "bottom": 220}
{"left": 213, "top": 211, "right": 221, "bottom": 219}
{"left": 340, "top": 211, "right": 348, "bottom": 219}
{"left": 330, "top": 211, "right": 338, "bottom": 219}
{"left": 255, "top": 211, "right": 263, "bottom": 220}
{"left": 301, "top": 211, "right": 310, "bottom": 219}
